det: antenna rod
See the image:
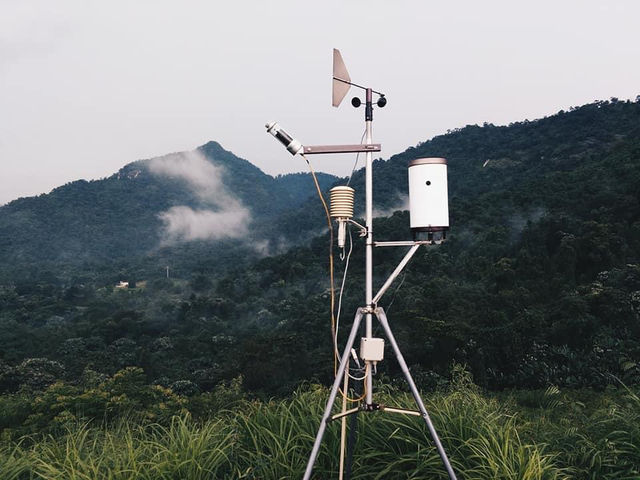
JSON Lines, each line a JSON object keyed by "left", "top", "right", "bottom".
{"left": 333, "top": 76, "right": 385, "bottom": 97}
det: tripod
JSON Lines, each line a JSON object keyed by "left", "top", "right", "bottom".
{"left": 303, "top": 304, "right": 458, "bottom": 480}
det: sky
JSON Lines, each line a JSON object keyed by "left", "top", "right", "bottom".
{"left": 1, "top": 0, "right": 639, "bottom": 206}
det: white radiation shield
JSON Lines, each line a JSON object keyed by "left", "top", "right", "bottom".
{"left": 408, "top": 158, "right": 449, "bottom": 233}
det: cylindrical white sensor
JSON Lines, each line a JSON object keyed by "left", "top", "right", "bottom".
{"left": 265, "top": 121, "right": 303, "bottom": 155}
{"left": 408, "top": 158, "right": 449, "bottom": 234}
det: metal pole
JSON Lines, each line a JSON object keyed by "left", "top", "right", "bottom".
{"left": 364, "top": 87, "right": 374, "bottom": 405}
{"left": 339, "top": 361, "right": 349, "bottom": 480}
{"left": 303, "top": 309, "right": 364, "bottom": 480}
{"left": 375, "top": 307, "right": 458, "bottom": 480}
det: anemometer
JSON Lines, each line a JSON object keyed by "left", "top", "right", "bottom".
{"left": 266, "top": 49, "right": 457, "bottom": 480}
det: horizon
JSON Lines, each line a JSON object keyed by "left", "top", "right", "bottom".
{"left": 2, "top": 1, "right": 639, "bottom": 206}
{"left": 2, "top": 96, "right": 636, "bottom": 207}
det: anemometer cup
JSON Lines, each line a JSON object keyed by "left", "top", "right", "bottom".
{"left": 351, "top": 95, "right": 387, "bottom": 109}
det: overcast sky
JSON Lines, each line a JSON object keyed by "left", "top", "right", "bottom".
{"left": 1, "top": 0, "right": 639, "bottom": 205}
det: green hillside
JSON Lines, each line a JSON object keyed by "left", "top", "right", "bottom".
{"left": 228, "top": 99, "right": 640, "bottom": 392}
{"left": 0, "top": 141, "right": 337, "bottom": 282}
{"left": 1, "top": 98, "right": 639, "bottom": 398}
{"left": 2, "top": 98, "right": 640, "bottom": 478}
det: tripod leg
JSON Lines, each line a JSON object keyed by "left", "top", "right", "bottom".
{"left": 375, "top": 307, "right": 458, "bottom": 480}
{"left": 303, "top": 308, "right": 364, "bottom": 480}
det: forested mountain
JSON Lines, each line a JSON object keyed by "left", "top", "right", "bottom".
{"left": 237, "top": 98, "right": 640, "bottom": 392}
{"left": 1, "top": 98, "right": 639, "bottom": 402}
{"left": 0, "top": 141, "right": 337, "bottom": 282}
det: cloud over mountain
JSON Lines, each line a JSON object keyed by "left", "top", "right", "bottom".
{"left": 148, "top": 151, "right": 250, "bottom": 244}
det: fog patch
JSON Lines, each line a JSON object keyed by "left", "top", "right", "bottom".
{"left": 252, "top": 235, "right": 296, "bottom": 257}
{"left": 372, "top": 195, "right": 410, "bottom": 218}
{"left": 158, "top": 206, "right": 249, "bottom": 243}
{"left": 508, "top": 207, "right": 547, "bottom": 242}
{"left": 148, "top": 151, "right": 250, "bottom": 244}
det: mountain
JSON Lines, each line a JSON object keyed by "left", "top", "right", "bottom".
{"left": 1, "top": 98, "right": 640, "bottom": 396}
{"left": 282, "top": 99, "right": 640, "bottom": 239}
{"left": 228, "top": 98, "right": 640, "bottom": 391}
{"left": 0, "top": 141, "right": 337, "bottom": 282}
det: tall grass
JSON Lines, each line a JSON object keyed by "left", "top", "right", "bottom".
{"left": 0, "top": 442, "right": 32, "bottom": 480}
{"left": 2, "top": 379, "right": 639, "bottom": 479}
{"left": 0, "top": 418, "right": 234, "bottom": 480}
{"left": 522, "top": 382, "right": 640, "bottom": 479}
{"left": 343, "top": 377, "right": 565, "bottom": 480}
{"left": 232, "top": 388, "right": 327, "bottom": 479}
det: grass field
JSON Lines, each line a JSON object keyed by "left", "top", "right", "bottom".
{"left": 2, "top": 374, "right": 639, "bottom": 479}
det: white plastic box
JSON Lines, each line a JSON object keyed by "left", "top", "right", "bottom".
{"left": 360, "top": 337, "right": 385, "bottom": 362}
{"left": 408, "top": 157, "right": 449, "bottom": 233}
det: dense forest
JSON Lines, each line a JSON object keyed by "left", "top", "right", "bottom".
{"left": 1, "top": 98, "right": 640, "bottom": 478}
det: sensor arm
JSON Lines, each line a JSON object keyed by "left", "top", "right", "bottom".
{"left": 372, "top": 244, "right": 420, "bottom": 305}
{"left": 266, "top": 122, "right": 381, "bottom": 155}
{"left": 303, "top": 144, "right": 380, "bottom": 154}
{"left": 332, "top": 76, "right": 385, "bottom": 97}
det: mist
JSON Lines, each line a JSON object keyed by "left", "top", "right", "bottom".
{"left": 372, "top": 195, "right": 410, "bottom": 218}
{"left": 158, "top": 206, "right": 248, "bottom": 243}
{"left": 148, "top": 151, "right": 250, "bottom": 244}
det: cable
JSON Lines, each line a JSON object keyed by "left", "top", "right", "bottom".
{"left": 337, "top": 235, "right": 367, "bottom": 401}
{"left": 300, "top": 152, "right": 367, "bottom": 405}
{"left": 334, "top": 229, "right": 353, "bottom": 354}
{"left": 346, "top": 369, "right": 368, "bottom": 382}
{"left": 385, "top": 271, "right": 407, "bottom": 315}
{"left": 341, "top": 375, "right": 368, "bottom": 403}
{"left": 334, "top": 232, "right": 366, "bottom": 384}
{"left": 300, "top": 153, "right": 338, "bottom": 361}
{"left": 346, "top": 128, "right": 367, "bottom": 186}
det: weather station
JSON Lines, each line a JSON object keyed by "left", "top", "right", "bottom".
{"left": 266, "top": 49, "right": 457, "bottom": 480}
